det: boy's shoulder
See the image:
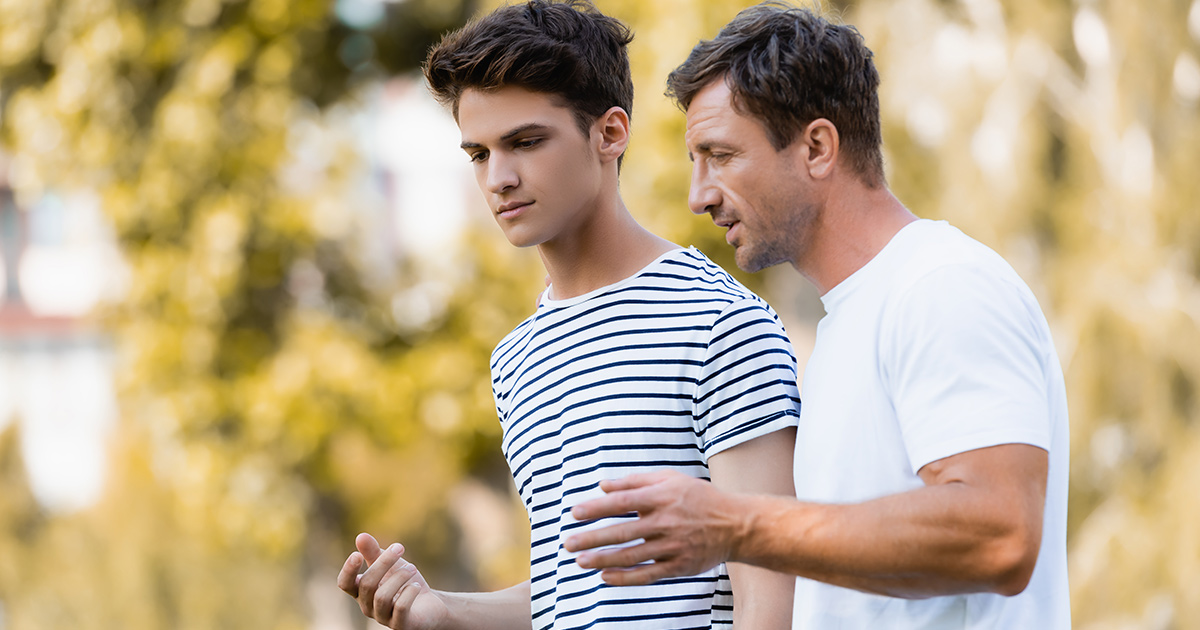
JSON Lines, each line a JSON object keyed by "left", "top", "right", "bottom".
{"left": 489, "top": 248, "right": 769, "bottom": 362}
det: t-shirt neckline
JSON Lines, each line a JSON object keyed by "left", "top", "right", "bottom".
{"left": 540, "top": 246, "right": 691, "bottom": 309}
{"left": 819, "top": 219, "right": 937, "bottom": 310}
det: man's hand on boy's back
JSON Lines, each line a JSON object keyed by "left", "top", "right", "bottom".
{"left": 337, "top": 532, "right": 451, "bottom": 630}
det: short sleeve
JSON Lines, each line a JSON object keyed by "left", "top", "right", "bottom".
{"left": 882, "top": 265, "right": 1053, "bottom": 472}
{"left": 693, "top": 299, "right": 802, "bottom": 459}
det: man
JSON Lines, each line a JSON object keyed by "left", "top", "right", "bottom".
{"left": 565, "top": 4, "right": 1071, "bottom": 629}
{"left": 336, "top": 2, "right": 800, "bottom": 629}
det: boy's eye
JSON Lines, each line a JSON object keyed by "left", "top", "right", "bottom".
{"left": 515, "top": 138, "right": 542, "bottom": 149}
{"left": 469, "top": 150, "right": 489, "bottom": 163}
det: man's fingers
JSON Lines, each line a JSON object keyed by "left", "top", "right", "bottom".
{"left": 564, "top": 518, "right": 649, "bottom": 553}
{"left": 576, "top": 538, "right": 674, "bottom": 570}
{"left": 598, "top": 470, "right": 675, "bottom": 494}
{"left": 571, "top": 489, "right": 650, "bottom": 522}
{"left": 600, "top": 561, "right": 678, "bottom": 587}
{"left": 572, "top": 470, "right": 683, "bottom": 520}
{"left": 336, "top": 552, "right": 363, "bottom": 597}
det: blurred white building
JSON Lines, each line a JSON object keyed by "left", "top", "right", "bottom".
{"left": 0, "top": 75, "right": 477, "bottom": 516}
{"left": 0, "top": 155, "right": 124, "bottom": 513}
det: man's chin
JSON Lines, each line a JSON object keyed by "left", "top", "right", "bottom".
{"left": 735, "top": 247, "right": 784, "bottom": 274}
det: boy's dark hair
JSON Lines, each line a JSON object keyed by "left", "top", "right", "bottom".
{"left": 424, "top": 0, "right": 634, "bottom": 143}
{"left": 666, "top": 2, "right": 884, "bottom": 188}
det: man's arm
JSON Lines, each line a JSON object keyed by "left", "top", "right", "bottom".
{"left": 337, "top": 533, "right": 532, "bottom": 630}
{"left": 566, "top": 442, "right": 1046, "bottom": 599}
{"left": 706, "top": 427, "right": 796, "bottom": 629}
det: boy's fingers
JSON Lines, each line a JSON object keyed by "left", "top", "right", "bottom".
{"left": 358, "top": 544, "right": 404, "bottom": 605}
{"left": 356, "top": 532, "right": 384, "bottom": 563}
{"left": 336, "top": 552, "right": 363, "bottom": 596}
{"left": 391, "top": 582, "right": 422, "bottom": 626}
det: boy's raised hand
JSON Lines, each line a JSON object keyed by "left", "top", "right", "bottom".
{"left": 337, "top": 532, "right": 451, "bottom": 630}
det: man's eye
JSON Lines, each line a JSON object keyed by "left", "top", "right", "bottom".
{"left": 515, "top": 138, "right": 542, "bottom": 149}
{"left": 469, "top": 151, "right": 489, "bottom": 163}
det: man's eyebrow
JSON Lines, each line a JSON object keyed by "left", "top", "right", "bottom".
{"left": 460, "top": 123, "right": 552, "bottom": 150}
{"left": 694, "top": 141, "right": 735, "bottom": 154}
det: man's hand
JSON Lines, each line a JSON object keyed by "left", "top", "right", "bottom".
{"left": 564, "top": 470, "right": 746, "bottom": 586}
{"left": 336, "top": 532, "right": 451, "bottom": 629}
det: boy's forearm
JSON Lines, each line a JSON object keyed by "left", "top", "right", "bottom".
{"left": 439, "top": 581, "right": 533, "bottom": 630}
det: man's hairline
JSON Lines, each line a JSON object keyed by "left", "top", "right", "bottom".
{"left": 680, "top": 73, "right": 809, "bottom": 155}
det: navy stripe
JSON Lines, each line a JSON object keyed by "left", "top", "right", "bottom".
{"left": 509, "top": 372, "right": 700, "bottom": 426}
{"left": 511, "top": 426, "right": 696, "bottom": 484}
{"left": 504, "top": 409, "right": 693, "bottom": 468}
{"left": 504, "top": 392, "right": 694, "bottom": 461}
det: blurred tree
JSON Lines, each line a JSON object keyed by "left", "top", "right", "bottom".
{"left": 0, "top": 0, "right": 540, "bottom": 628}
{"left": 852, "top": 0, "right": 1200, "bottom": 626}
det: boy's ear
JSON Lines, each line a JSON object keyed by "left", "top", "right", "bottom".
{"left": 595, "top": 106, "right": 630, "bottom": 164}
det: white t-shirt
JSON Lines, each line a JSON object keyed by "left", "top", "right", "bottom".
{"left": 492, "top": 247, "right": 802, "bottom": 629}
{"left": 792, "top": 220, "right": 1070, "bottom": 629}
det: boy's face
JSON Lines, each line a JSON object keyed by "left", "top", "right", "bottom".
{"left": 458, "top": 86, "right": 604, "bottom": 249}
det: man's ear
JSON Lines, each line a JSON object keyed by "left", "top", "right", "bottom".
{"left": 595, "top": 106, "right": 631, "bottom": 164}
{"left": 799, "top": 118, "right": 839, "bottom": 180}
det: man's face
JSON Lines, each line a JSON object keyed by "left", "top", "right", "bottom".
{"left": 458, "top": 86, "right": 603, "bottom": 249}
{"left": 684, "top": 80, "right": 817, "bottom": 273}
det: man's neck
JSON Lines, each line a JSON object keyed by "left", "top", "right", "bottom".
{"left": 538, "top": 198, "right": 677, "bottom": 300}
{"left": 797, "top": 185, "right": 917, "bottom": 296}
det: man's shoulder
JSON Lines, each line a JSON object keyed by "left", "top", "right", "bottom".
{"left": 887, "top": 220, "right": 1032, "bottom": 306}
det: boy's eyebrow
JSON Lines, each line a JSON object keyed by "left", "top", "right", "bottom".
{"left": 460, "top": 123, "right": 552, "bottom": 150}
{"left": 501, "top": 123, "right": 551, "bottom": 141}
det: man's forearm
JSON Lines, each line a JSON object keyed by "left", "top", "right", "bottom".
{"left": 568, "top": 444, "right": 1046, "bottom": 597}
{"left": 439, "top": 581, "right": 533, "bottom": 630}
{"left": 731, "top": 482, "right": 1040, "bottom": 598}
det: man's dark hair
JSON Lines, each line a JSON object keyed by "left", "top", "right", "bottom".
{"left": 666, "top": 2, "right": 884, "bottom": 188}
{"left": 424, "top": 0, "right": 634, "bottom": 142}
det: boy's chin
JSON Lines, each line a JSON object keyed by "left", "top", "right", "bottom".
{"left": 499, "top": 229, "right": 546, "bottom": 249}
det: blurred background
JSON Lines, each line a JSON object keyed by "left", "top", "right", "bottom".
{"left": 0, "top": 0, "right": 1196, "bottom": 628}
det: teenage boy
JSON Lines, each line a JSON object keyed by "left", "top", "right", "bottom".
{"left": 336, "top": 2, "right": 800, "bottom": 629}
{"left": 565, "top": 4, "right": 1071, "bottom": 629}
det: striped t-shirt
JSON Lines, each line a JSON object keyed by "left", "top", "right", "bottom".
{"left": 491, "top": 247, "right": 802, "bottom": 630}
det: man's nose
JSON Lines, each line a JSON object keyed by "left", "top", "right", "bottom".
{"left": 687, "top": 163, "right": 720, "bottom": 215}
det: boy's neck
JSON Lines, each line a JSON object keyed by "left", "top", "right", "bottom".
{"left": 537, "top": 197, "right": 678, "bottom": 300}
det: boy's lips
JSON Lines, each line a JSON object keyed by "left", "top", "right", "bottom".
{"left": 497, "top": 200, "right": 532, "bottom": 219}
